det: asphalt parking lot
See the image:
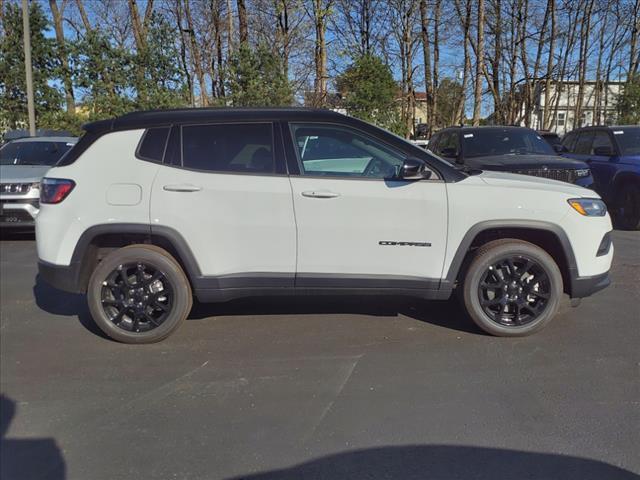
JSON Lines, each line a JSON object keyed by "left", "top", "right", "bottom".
{"left": 0, "top": 230, "right": 639, "bottom": 480}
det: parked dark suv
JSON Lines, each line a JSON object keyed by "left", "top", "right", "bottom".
{"left": 561, "top": 126, "right": 640, "bottom": 230}
{"left": 429, "top": 126, "right": 593, "bottom": 187}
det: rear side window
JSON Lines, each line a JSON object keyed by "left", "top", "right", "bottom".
{"left": 573, "top": 131, "right": 594, "bottom": 155}
{"left": 137, "top": 127, "right": 170, "bottom": 162}
{"left": 181, "top": 123, "right": 274, "bottom": 173}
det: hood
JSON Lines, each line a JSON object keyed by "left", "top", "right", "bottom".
{"left": 0, "top": 164, "right": 51, "bottom": 183}
{"left": 465, "top": 154, "right": 588, "bottom": 170}
{"left": 477, "top": 169, "right": 597, "bottom": 197}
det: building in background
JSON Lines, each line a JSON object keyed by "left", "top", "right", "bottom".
{"left": 519, "top": 80, "right": 623, "bottom": 134}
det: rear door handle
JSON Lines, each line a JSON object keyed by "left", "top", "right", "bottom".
{"left": 163, "top": 184, "right": 202, "bottom": 192}
{"left": 301, "top": 190, "right": 340, "bottom": 199}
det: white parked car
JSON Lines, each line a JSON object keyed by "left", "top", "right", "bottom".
{"left": 36, "top": 108, "right": 613, "bottom": 343}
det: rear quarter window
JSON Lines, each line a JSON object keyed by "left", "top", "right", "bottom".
{"left": 136, "top": 127, "right": 170, "bottom": 163}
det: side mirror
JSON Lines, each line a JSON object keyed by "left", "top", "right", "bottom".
{"left": 553, "top": 144, "right": 568, "bottom": 154}
{"left": 398, "top": 158, "right": 432, "bottom": 180}
{"left": 440, "top": 147, "right": 458, "bottom": 158}
{"left": 593, "top": 145, "right": 614, "bottom": 156}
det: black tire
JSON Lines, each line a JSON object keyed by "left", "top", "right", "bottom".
{"left": 462, "top": 239, "right": 563, "bottom": 337}
{"left": 615, "top": 183, "right": 640, "bottom": 231}
{"left": 87, "top": 245, "right": 192, "bottom": 343}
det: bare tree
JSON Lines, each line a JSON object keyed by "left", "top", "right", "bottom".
{"left": 237, "top": 0, "right": 248, "bottom": 44}
{"left": 472, "top": 0, "right": 484, "bottom": 125}
{"left": 49, "top": 0, "right": 75, "bottom": 114}
{"left": 308, "top": 0, "right": 333, "bottom": 107}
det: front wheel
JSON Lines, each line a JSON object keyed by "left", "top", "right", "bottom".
{"left": 87, "top": 245, "right": 192, "bottom": 343}
{"left": 461, "top": 239, "right": 563, "bottom": 337}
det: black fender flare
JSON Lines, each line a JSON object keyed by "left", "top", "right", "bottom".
{"left": 441, "top": 220, "right": 579, "bottom": 295}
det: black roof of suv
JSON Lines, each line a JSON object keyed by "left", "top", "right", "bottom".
{"left": 429, "top": 125, "right": 592, "bottom": 185}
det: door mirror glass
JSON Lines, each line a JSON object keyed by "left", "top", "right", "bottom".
{"left": 593, "top": 145, "right": 614, "bottom": 156}
{"left": 553, "top": 144, "right": 568, "bottom": 154}
{"left": 398, "top": 158, "right": 431, "bottom": 180}
{"left": 440, "top": 147, "right": 458, "bottom": 158}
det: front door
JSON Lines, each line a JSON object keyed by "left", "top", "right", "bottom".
{"left": 286, "top": 122, "right": 448, "bottom": 288}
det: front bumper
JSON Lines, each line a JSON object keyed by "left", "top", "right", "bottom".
{"left": 0, "top": 195, "right": 39, "bottom": 228}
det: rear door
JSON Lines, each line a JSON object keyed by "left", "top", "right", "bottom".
{"left": 286, "top": 122, "right": 448, "bottom": 287}
{"left": 150, "top": 122, "right": 296, "bottom": 282}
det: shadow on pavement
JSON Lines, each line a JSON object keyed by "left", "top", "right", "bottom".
{"left": 0, "top": 394, "right": 66, "bottom": 480}
{"left": 191, "top": 295, "right": 482, "bottom": 334}
{"left": 33, "top": 272, "right": 481, "bottom": 337}
{"left": 32, "top": 274, "right": 109, "bottom": 339}
{"left": 228, "top": 445, "right": 639, "bottom": 480}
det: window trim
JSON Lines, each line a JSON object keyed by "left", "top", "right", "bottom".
{"left": 135, "top": 126, "right": 172, "bottom": 164}
{"left": 286, "top": 121, "right": 442, "bottom": 182}
{"left": 166, "top": 121, "right": 284, "bottom": 177}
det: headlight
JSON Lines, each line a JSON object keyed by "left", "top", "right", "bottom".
{"left": 568, "top": 198, "right": 607, "bottom": 216}
{"left": 575, "top": 168, "right": 590, "bottom": 178}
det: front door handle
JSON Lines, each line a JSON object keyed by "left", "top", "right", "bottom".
{"left": 163, "top": 184, "right": 202, "bottom": 192}
{"left": 301, "top": 190, "right": 340, "bottom": 199}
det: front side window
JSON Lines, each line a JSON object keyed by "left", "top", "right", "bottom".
{"left": 562, "top": 132, "right": 578, "bottom": 152}
{"left": 591, "top": 131, "right": 614, "bottom": 155}
{"left": 435, "top": 131, "right": 459, "bottom": 159}
{"left": 181, "top": 123, "right": 274, "bottom": 173}
{"left": 574, "top": 131, "right": 595, "bottom": 155}
{"left": 290, "top": 123, "right": 404, "bottom": 179}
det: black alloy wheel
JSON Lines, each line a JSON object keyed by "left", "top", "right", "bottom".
{"left": 100, "top": 262, "right": 173, "bottom": 333}
{"left": 478, "top": 255, "right": 551, "bottom": 327}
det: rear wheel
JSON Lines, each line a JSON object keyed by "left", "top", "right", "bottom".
{"left": 462, "top": 239, "right": 563, "bottom": 336}
{"left": 87, "top": 245, "right": 192, "bottom": 343}
{"left": 616, "top": 183, "right": 640, "bottom": 231}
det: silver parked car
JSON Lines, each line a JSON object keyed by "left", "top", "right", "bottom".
{"left": 0, "top": 136, "right": 77, "bottom": 228}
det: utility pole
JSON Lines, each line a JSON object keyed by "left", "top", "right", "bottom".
{"left": 22, "top": 0, "right": 36, "bottom": 136}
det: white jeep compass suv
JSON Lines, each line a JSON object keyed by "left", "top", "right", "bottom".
{"left": 36, "top": 108, "right": 613, "bottom": 343}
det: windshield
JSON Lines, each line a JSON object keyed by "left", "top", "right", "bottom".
{"left": 462, "top": 129, "right": 556, "bottom": 158}
{"left": 0, "top": 141, "right": 74, "bottom": 166}
{"left": 612, "top": 127, "right": 640, "bottom": 155}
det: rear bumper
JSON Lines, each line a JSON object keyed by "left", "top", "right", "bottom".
{"left": 38, "top": 260, "right": 84, "bottom": 294}
{"left": 569, "top": 271, "right": 611, "bottom": 298}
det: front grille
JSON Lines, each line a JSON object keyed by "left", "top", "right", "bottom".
{"left": 0, "top": 183, "right": 32, "bottom": 194}
{"left": 512, "top": 168, "right": 579, "bottom": 184}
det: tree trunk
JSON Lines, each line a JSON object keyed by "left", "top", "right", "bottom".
{"left": 312, "top": 0, "right": 331, "bottom": 107}
{"left": 49, "top": 0, "right": 75, "bottom": 114}
{"left": 629, "top": 0, "right": 640, "bottom": 77}
{"left": 174, "top": 0, "right": 194, "bottom": 105}
{"left": 543, "top": 0, "right": 556, "bottom": 130}
{"left": 212, "top": 0, "right": 226, "bottom": 98}
{"left": 455, "top": 0, "right": 472, "bottom": 124}
{"left": 419, "top": 0, "right": 433, "bottom": 130}
{"left": 237, "top": 0, "right": 248, "bottom": 45}
{"left": 183, "top": 0, "right": 209, "bottom": 106}
{"left": 472, "top": 0, "right": 484, "bottom": 125}
{"left": 574, "top": 0, "right": 594, "bottom": 130}
{"left": 431, "top": 0, "right": 441, "bottom": 131}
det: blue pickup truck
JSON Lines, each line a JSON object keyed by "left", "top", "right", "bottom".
{"left": 561, "top": 126, "right": 640, "bottom": 230}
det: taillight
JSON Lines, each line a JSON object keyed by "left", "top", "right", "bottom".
{"left": 40, "top": 178, "right": 76, "bottom": 204}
